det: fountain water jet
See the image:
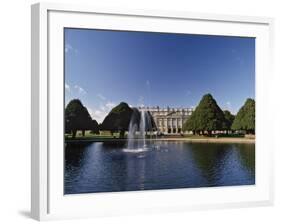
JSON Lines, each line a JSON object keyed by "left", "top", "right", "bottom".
{"left": 139, "top": 110, "right": 147, "bottom": 149}
{"left": 126, "top": 108, "right": 154, "bottom": 152}
{"left": 127, "top": 108, "right": 139, "bottom": 149}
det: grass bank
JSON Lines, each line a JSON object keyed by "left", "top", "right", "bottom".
{"left": 65, "top": 131, "right": 255, "bottom": 144}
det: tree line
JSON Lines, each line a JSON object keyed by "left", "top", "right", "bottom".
{"left": 65, "top": 99, "right": 99, "bottom": 138}
{"left": 182, "top": 94, "right": 255, "bottom": 135}
{"left": 65, "top": 100, "right": 155, "bottom": 138}
{"left": 65, "top": 94, "right": 255, "bottom": 138}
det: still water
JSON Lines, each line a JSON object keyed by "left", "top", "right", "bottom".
{"left": 64, "top": 141, "right": 255, "bottom": 194}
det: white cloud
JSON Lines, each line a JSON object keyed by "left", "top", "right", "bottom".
{"left": 225, "top": 101, "right": 236, "bottom": 114}
{"left": 88, "top": 108, "right": 105, "bottom": 123}
{"left": 65, "top": 43, "right": 78, "bottom": 54}
{"left": 65, "top": 44, "right": 73, "bottom": 53}
{"left": 97, "top": 93, "right": 106, "bottom": 100}
{"left": 226, "top": 101, "right": 231, "bottom": 109}
{"left": 89, "top": 101, "right": 117, "bottom": 123}
{"left": 74, "top": 85, "right": 86, "bottom": 95}
{"left": 65, "top": 83, "right": 70, "bottom": 92}
{"left": 105, "top": 101, "right": 116, "bottom": 108}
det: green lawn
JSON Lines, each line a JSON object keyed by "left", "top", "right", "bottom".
{"left": 65, "top": 131, "right": 247, "bottom": 141}
{"left": 65, "top": 130, "right": 120, "bottom": 140}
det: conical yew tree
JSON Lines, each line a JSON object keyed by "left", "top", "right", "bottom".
{"left": 100, "top": 102, "right": 133, "bottom": 138}
{"left": 183, "top": 93, "right": 226, "bottom": 135}
{"left": 65, "top": 99, "right": 98, "bottom": 138}
{"left": 232, "top": 98, "right": 255, "bottom": 134}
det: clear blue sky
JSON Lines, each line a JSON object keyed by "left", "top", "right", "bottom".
{"left": 64, "top": 28, "right": 255, "bottom": 123}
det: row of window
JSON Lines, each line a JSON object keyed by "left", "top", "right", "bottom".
{"left": 157, "top": 118, "right": 187, "bottom": 127}
{"left": 158, "top": 127, "right": 183, "bottom": 133}
{"left": 151, "top": 112, "right": 192, "bottom": 116}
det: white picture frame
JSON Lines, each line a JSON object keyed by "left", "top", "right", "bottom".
{"left": 31, "top": 2, "right": 274, "bottom": 221}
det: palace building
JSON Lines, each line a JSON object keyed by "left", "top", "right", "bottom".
{"left": 138, "top": 106, "right": 194, "bottom": 134}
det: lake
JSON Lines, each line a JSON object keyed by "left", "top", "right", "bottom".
{"left": 64, "top": 141, "right": 255, "bottom": 194}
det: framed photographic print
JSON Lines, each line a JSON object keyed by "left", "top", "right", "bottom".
{"left": 31, "top": 2, "right": 274, "bottom": 221}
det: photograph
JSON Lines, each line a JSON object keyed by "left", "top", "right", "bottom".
{"left": 64, "top": 28, "right": 255, "bottom": 195}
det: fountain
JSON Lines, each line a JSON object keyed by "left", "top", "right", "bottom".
{"left": 127, "top": 108, "right": 139, "bottom": 150}
{"left": 126, "top": 108, "right": 154, "bottom": 152}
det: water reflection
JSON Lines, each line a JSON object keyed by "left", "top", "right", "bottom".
{"left": 189, "top": 143, "right": 225, "bottom": 184}
{"left": 236, "top": 144, "right": 255, "bottom": 175}
{"left": 188, "top": 143, "right": 255, "bottom": 186}
{"left": 65, "top": 141, "right": 255, "bottom": 194}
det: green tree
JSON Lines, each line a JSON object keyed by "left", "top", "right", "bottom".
{"left": 183, "top": 115, "right": 196, "bottom": 135}
{"left": 232, "top": 98, "right": 255, "bottom": 134}
{"left": 65, "top": 99, "right": 97, "bottom": 138}
{"left": 183, "top": 93, "right": 226, "bottom": 135}
{"left": 100, "top": 102, "right": 133, "bottom": 138}
{"left": 90, "top": 119, "right": 99, "bottom": 134}
{"left": 223, "top": 110, "right": 235, "bottom": 132}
